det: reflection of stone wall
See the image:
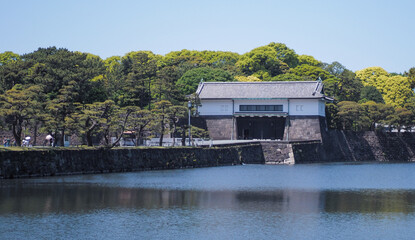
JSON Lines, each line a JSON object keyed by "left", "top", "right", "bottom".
{"left": 0, "top": 144, "right": 264, "bottom": 179}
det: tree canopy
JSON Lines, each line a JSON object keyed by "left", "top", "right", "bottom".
{"left": 1, "top": 43, "right": 415, "bottom": 146}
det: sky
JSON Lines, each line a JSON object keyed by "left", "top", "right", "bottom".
{"left": 1, "top": 0, "right": 414, "bottom": 73}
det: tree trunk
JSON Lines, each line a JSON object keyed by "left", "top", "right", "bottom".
{"left": 60, "top": 129, "right": 65, "bottom": 147}
{"left": 172, "top": 124, "right": 177, "bottom": 147}
{"left": 109, "top": 109, "right": 133, "bottom": 148}
{"left": 103, "top": 127, "right": 110, "bottom": 146}
{"left": 159, "top": 116, "right": 165, "bottom": 147}
{"left": 181, "top": 128, "right": 186, "bottom": 146}
{"left": 12, "top": 122, "right": 22, "bottom": 147}
{"left": 33, "top": 123, "right": 38, "bottom": 146}
{"left": 52, "top": 131, "right": 58, "bottom": 147}
{"left": 86, "top": 123, "right": 97, "bottom": 147}
{"left": 86, "top": 131, "right": 93, "bottom": 146}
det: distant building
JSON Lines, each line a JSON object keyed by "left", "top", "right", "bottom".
{"left": 196, "top": 80, "right": 333, "bottom": 141}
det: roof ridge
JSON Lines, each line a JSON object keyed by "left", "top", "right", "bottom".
{"left": 203, "top": 81, "right": 317, "bottom": 84}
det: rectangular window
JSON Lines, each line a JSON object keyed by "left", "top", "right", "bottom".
{"left": 274, "top": 105, "right": 283, "bottom": 111}
{"left": 265, "top": 105, "right": 274, "bottom": 111}
{"left": 256, "top": 105, "right": 266, "bottom": 111}
{"left": 239, "top": 105, "right": 283, "bottom": 112}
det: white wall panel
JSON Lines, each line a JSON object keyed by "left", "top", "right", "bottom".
{"left": 199, "top": 99, "right": 326, "bottom": 116}
{"left": 198, "top": 100, "right": 233, "bottom": 116}
{"left": 289, "top": 99, "right": 320, "bottom": 116}
{"left": 318, "top": 100, "right": 326, "bottom": 117}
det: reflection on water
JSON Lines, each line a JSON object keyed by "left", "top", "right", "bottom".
{"left": 1, "top": 185, "right": 414, "bottom": 215}
{"left": 1, "top": 163, "right": 415, "bottom": 240}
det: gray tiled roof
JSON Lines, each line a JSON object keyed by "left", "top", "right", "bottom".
{"left": 196, "top": 81, "right": 328, "bottom": 99}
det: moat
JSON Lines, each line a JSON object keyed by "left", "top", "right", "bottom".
{"left": 1, "top": 163, "right": 415, "bottom": 240}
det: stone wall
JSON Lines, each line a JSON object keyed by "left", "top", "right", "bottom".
{"left": 0, "top": 144, "right": 264, "bottom": 179}
{"left": 203, "top": 116, "right": 235, "bottom": 140}
{"left": 260, "top": 142, "right": 294, "bottom": 164}
{"left": 292, "top": 131, "right": 415, "bottom": 163}
{"left": 284, "top": 116, "right": 324, "bottom": 141}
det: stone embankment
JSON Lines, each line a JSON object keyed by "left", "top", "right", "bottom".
{"left": 2, "top": 131, "right": 415, "bottom": 179}
{"left": 0, "top": 144, "right": 264, "bottom": 179}
{"left": 260, "top": 142, "right": 294, "bottom": 164}
{"left": 292, "top": 131, "right": 415, "bottom": 163}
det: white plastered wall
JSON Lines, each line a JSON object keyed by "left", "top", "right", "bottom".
{"left": 289, "top": 99, "right": 322, "bottom": 116}
{"left": 198, "top": 100, "right": 233, "bottom": 116}
{"left": 318, "top": 100, "right": 326, "bottom": 117}
{"left": 199, "top": 99, "right": 325, "bottom": 116}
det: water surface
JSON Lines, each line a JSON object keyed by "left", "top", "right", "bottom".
{"left": 1, "top": 163, "right": 415, "bottom": 239}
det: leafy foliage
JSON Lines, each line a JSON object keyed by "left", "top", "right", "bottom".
{"left": 176, "top": 67, "right": 234, "bottom": 95}
{"left": 236, "top": 45, "right": 289, "bottom": 80}
{"left": 356, "top": 67, "right": 414, "bottom": 107}
{"left": 1, "top": 43, "right": 415, "bottom": 145}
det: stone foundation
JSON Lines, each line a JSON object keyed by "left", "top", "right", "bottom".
{"left": 260, "top": 142, "right": 294, "bottom": 164}
{"left": 203, "top": 116, "right": 235, "bottom": 140}
{"left": 292, "top": 131, "right": 415, "bottom": 163}
{"left": 284, "top": 116, "right": 325, "bottom": 141}
{"left": 0, "top": 144, "right": 265, "bottom": 179}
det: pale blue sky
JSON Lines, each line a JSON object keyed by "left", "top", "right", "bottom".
{"left": 1, "top": 0, "right": 414, "bottom": 73}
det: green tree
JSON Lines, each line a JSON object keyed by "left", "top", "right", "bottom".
{"left": 323, "top": 61, "right": 347, "bottom": 77}
{"left": 361, "top": 101, "right": 393, "bottom": 130}
{"left": 43, "top": 82, "right": 79, "bottom": 146}
{"left": 356, "top": 67, "right": 414, "bottom": 107}
{"left": 325, "top": 103, "right": 341, "bottom": 129}
{"left": 126, "top": 109, "right": 156, "bottom": 146}
{"left": 104, "top": 106, "right": 136, "bottom": 148}
{"left": 298, "top": 55, "right": 321, "bottom": 67}
{"left": 162, "top": 51, "right": 209, "bottom": 77}
{"left": 387, "top": 107, "right": 413, "bottom": 132}
{"left": 73, "top": 100, "right": 116, "bottom": 146}
{"left": 289, "top": 64, "right": 334, "bottom": 81}
{"left": 0, "top": 84, "right": 43, "bottom": 146}
{"left": 289, "top": 64, "right": 339, "bottom": 97}
{"left": 234, "top": 75, "right": 262, "bottom": 82}
{"left": 337, "top": 101, "right": 369, "bottom": 131}
{"left": 119, "top": 51, "right": 158, "bottom": 108}
{"left": 336, "top": 69, "right": 363, "bottom": 102}
{"left": 104, "top": 56, "right": 125, "bottom": 103}
{"left": 152, "top": 65, "right": 184, "bottom": 104}
{"left": 153, "top": 100, "right": 173, "bottom": 146}
{"left": 404, "top": 67, "right": 415, "bottom": 88}
{"left": 267, "top": 42, "right": 299, "bottom": 68}
{"left": 271, "top": 73, "right": 304, "bottom": 81}
{"left": 0, "top": 51, "right": 20, "bottom": 66}
{"left": 176, "top": 67, "right": 233, "bottom": 95}
{"left": 168, "top": 105, "right": 187, "bottom": 146}
{"left": 236, "top": 45, "right": 289, "bottom": 79}
{"left": 0, "top": 60, "right": 30, "bottom": 93}
{"left": 359, "top": 86, "right": 384, "bottom": 103}
{"left": 23, "top": 47, "right": 106, "bottom": 104}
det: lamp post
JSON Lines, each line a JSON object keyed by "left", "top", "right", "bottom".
{"left": 188, "top": 101, "right": 192, "bottom": 146}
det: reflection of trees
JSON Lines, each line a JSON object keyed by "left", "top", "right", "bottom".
{"left": 324, "top": 190, "right": 415, "bottom": 214}
{"left": 236, "top": 190, "right": 322, "bottom": 213}
{"left": 1, "top": 185, "right": 414, "bottom": 215}
{"left": 0, "top": 185, "right": 235, "bottom": 214}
